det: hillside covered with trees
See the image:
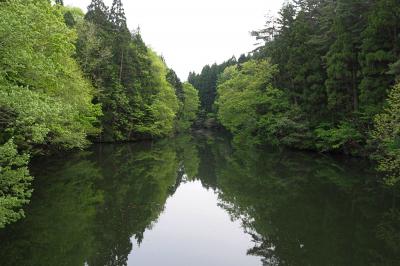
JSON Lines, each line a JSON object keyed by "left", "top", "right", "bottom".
{"left": 189, "top": 0, "right": 400, "bottom": 185}
{"left": 0, "top": 0, "right": 199, "bottom": 228}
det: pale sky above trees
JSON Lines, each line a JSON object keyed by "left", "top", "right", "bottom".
{"left": 64, "top": 0, "right": 283, "bottom": 80}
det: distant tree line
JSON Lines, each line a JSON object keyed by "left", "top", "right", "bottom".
{"left": 188, "top": 54, "right": 250, "bottom": 113}
{"left": 189, "top": 0, "right": 400, "bottom": 185}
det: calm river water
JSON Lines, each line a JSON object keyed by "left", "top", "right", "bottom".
{"left": 0, "top": 132, "right": 399, "bottom": 266}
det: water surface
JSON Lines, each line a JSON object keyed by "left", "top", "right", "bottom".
{"left": 0, "top": 132, "right": 399, "bottom": 266}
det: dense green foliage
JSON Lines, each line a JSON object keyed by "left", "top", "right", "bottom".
{"left": 175, "top": 83, "right": 200, "bottom": 131}
{"left": 217, "top": 60, "right": 310, "bottom": 147}
{"left": 2, "top": 0, "right": 399, "bottom": 236}
{"left": 254, "top": 0, "right": 400, "bottom": 178}
{"left": 165, "top": 69, "right": 200, "bottom": 132}
{"left": 188, "top": 55, "right": 248, "bottom": 113}
{"left": 74, "top": 0, "right": 198, "bottom": 141}
{"left": 190, "top": 0, "right": 400, "bottom": 183}
{"left": 0, "top": 0, "right": 101, "bottom": 150}
{"left": 0, "top": 0, "right": 199, "bottom": 227}
{"left": 373, "top": 83, "right": 400, "bottom": 185}
{"left": 0, "top": 140, "right": 32, "bottom": 228}
{"left": 0, "top": 0, "right": 101, "bottom": 227}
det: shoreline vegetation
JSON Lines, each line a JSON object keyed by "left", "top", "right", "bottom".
{"left": 188, "top": 1, "right": 400, "bottom": 183}
{"left": 0, "top": 0, "right": 400, "bottom": 229}
{"left": 0, "top": 0, "right": 199, "bottom": 228}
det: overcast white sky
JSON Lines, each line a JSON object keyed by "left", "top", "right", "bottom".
{"left": 64, "top": 0, "right": 284, "bottom": 80}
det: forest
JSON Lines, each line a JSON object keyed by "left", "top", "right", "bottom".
{"left": 0, "top": 0, "right": 199, "bottom": 228}
{"left": 1, "top": 0, "right": 400, "bottom": 232}
{"left": 189, "top": 0, "right": 400, "bottom": 185}
{"left": 1, "top": 1, "right": 400, "bottom": 264}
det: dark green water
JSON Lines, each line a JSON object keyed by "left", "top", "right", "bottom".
{"left": 0, "top": 132, "right": 399, "bottom": 266}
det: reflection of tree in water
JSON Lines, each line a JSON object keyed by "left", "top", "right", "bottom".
{"left": 1, "top": 132, "right": 399, "bottom": 266}
{"left": 87, "top": 135, "right": 202, "bottom": 266}
{"left": 0, "top": 135, "right": 201, "bottom": 266}
{"left": 206, "top": 137, "right": 400, "bottom": 266}
{"left": 0, "top": 154, "right": 103, "bottom": 266}
{"left": 168, "top": 135, "right": 200, "bottom": 195}
{"left": 88, "top": 142, "right": 180, "bottom": 266}
{"left": 194, "top": 132, "right": 232, "bottom": 190}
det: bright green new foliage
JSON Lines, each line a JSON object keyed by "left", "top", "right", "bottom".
{"left": 166, "top": 69, "right": 200, "bottom": 132}
{"left": 0, "top": 86, "right": 101, "bottom": 151}
{"left": 138, "top": 50, "right": 179, "bottom": 137}
{"left": 0, "top": 0, "right": 101, "bottom": 151}
{"left": 0, "top": 0, "right": 101, "bottom": 226}
{"left": 182, "top": 83, "right": 200, "bottom": 126}
{"left": 217, "top": 60, "right": 276, "bottom": 135}
{"left": 217, "top": 60, "right": 308, "bottom": 147}
{"left": 0, "top": 0, "right": 196, "bottom": 229}
{"left": 373, "top": 83, "right": 400, "bottom": 185}
{"left": 187, "top": 0, "right": 400, "bottom": 164}
{"left": 76, "top": 0, "right": 182, "bottom": 141}
{"left": 175, "top": 83, "right": 200, "bottom": 132}
{"left": 314, "top": 122, "right": 363, "bottom": 154}
{"left": 0, "top": 140, "right": 33, "bottom": 228}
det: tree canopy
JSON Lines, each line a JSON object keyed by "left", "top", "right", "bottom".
{"left": 0, "top": 0, "right": 200, "bottom": 227}
{"left": 189, "top": 0, "right": 400, "bottom": 184}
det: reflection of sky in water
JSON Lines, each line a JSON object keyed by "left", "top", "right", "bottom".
{"left": 128, "top": 181, "right": 261, "bottom": 266}
{"left": 1, "top": 134, "right": 397, "bottom": 266}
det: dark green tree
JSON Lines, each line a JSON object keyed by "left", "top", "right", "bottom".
{"left": 85, "top": 0, "right": 109, "bottom": 27}
{"left": 359, "top": 0, "right": 400, "bottom": 118}
{"left": 325, "top": 0, "right": 371, "bottom": 117}
{"left": 167, "top": 69, "right": 184, "bottom": 101}
{"left": 110, "top": 0, "right": 127, "bottom": 28}
{"left": 188, "top": 57, "right": 237, "bottom": 113}
{"left": 77, "top": 0, "right": 180, "bottom": 141}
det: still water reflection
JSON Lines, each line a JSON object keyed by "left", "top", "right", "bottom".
{"left": 0, "top": 132, "right": 399, "bottom": 266}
